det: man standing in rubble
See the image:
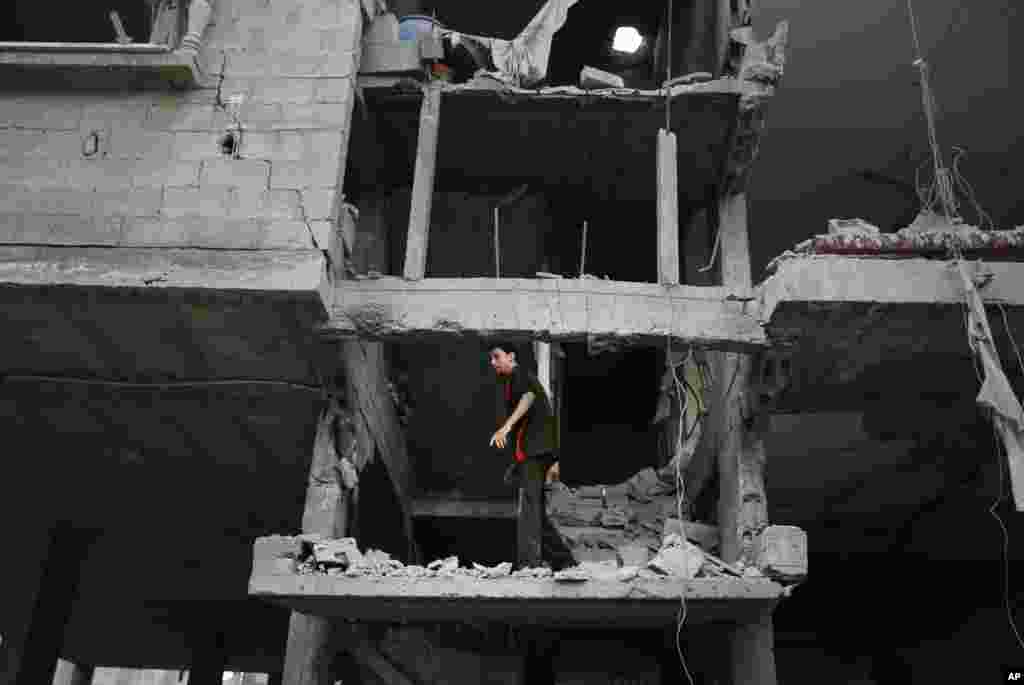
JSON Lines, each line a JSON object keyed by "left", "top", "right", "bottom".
{"left": 488, "top": 342, "right": 574, "bottom": 570}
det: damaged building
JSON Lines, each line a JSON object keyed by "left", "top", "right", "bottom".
{"left": 0, "top": 0, "right": 1021, "bottom": 684}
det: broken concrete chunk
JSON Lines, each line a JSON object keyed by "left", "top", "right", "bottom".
{"left": 273, "top": 557, "right": 297, "bottom": 575}
{"left": 663, "top": 518, "right": 720, "bottom": 551}
{"left": 617, "top": 565, "right": 640, "bottom": 582}
{"left": 600, "top": 508, "right": 630, "bottom": 528}
{"left": 313, "top": 538, "right": 363, "bottom": 567}
{"left": 577, "top": 560, "right": 620, "bottom": 582}
{"left": 554, "top": 567, "right": 591, "bottom": 583}
{"left": 427, "top": 555, "right": 460, "bottom": 574}
{"left": 253, "top": 536, "right": 305, "bottom": 565}
{"left": 758, "top": 525, "right": 808, "bottom": 582}
{"left": 580, "top": 65, "right": 625, "bottom": 90}
{"left": 827, "top": 218, "right": 880, "bottom": 237}
{"left": 617, "top": 543, "right": 650, "bottom": 567}
{"left": 512, "top": 566, "right": 553, "bottom": 579}
{"left": 472, "top": 561, "right": 513, "bottom": 578}
{"left": 648, "top": 537, "right": 703, "bottom": 579}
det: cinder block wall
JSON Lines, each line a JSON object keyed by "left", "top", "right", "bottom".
{"left": 0, "top": 0, "right": 362, "bottom": 250}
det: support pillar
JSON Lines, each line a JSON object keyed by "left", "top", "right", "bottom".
{"left": 710, "top": 192, "right": 775, "bottom": 685}
{"left": 728, "top": 612, "right": 777, "bottom": 685}
{"left": 3, "top": 523, "right": 92, "bottom": 685}
{"left": 403, "top": 82, "right": 442, "bottom": 280}
{"left": 282, "top": 405, "right": 353, "bottom": 685}
{"left": 188, "top": 630, "right": 227, "bottom": 685}
{"left": 282, "top": 5, "right": 364, "bottom": 682}
{"left": 51, "top": 659, "right": 93, "bottom": 685}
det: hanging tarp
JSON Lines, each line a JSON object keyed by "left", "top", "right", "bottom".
{"left": 447, "top": 0, "right": 581, "bottom": 87}
{"left": 958, "top": 258, "right": 1024, "bottom": 511}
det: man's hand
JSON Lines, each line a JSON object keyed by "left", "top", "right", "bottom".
{"left": 490, "top": 425, "right": 511, "bottom": 449}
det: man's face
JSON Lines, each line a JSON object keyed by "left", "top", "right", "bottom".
{"left": 489, "top": 348, "right": 515, "bottom": 376}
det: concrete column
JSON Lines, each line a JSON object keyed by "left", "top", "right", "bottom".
{"left": 51, "top": 659, "right": 93, "bottom": 685}
{"left": 2, "top": 523, "right": 93, "bottom": 685}
{"left": 727, "top": 613, "right": 777, "bottom": 685}
{"left": 188, "top": 630, "right": 226, "bottom": 685}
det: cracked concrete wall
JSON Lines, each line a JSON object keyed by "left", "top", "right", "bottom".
{"left": 0, "top": 0, "right": 361, "bottom": 251}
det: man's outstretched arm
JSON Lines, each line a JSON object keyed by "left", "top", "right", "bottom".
{"left": 490, "top": 391, "right": 535, "bottom": 448}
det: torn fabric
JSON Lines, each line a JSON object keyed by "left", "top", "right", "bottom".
{"left": 448, "top": 0, "right": 580, "bottom": 87}
{"left": 958, "top": 259, "right": 1024, "bottom": 511}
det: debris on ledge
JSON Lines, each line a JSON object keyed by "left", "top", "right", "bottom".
{"left": 766, "top": 211, "right": 1024, "bottom": 273}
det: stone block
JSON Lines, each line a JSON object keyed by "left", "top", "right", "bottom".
{"left": 224, "top": 53, "right": 333, "bottom": 78}
{"left": 1, "top": 100, "right": 82, "bottom": 130}
{"left": 616, "top": 543, "right": 650, "bottom": 567}
{"left": 279, "top": 103, "right": 351, "bottom": 129}
{"left": 243, "top": 130, "right": 343, "bottom": 163}
{"left": 271, "top": 159, "right": 340, "bottom": 190}
{"left": 132, "top": 161, "right": 202, "bottom": 188}
{"left": 94, "top": 188, "right": 164, "bottom": 217}
{"left": 0, "top": 159, "right": 76, "bottom": 189}
{"left": 163, "top": 186, "right": 301, "bottom": 220}
{"left": 199, "top": 158, "right": 271, "bottom": 188}
{"left": 313, "top": 78, "right": 352, "bottom": 104}
{"left": 13, "top": 213, "right": 123, "bottom": 245}
{"left": 253, "top": 535, "right": 305, "bottom": 575}
{"left": 145, "top": 102, "right": 230, "bottom": 132}
{"left": 0, "top": 130, "right": 81, "bottom": 159}
{"left": 80, "top": 103, "right": 150, "bottom": 131}
{"left": 307, "top": 220, "right": 333, "bottom": 248}
{"left": 300, "top": 189, "right": 336, "bottom": 220}
{"left": 106, "top": 129, "right": 175, "bottom": 161}
{"left": 221, "top": 77, "right": 317, "bottom": 105}
{"left": 122, "top": 216, "right": 311, "bottom": 249}
{"left": 0, "top": 187, "right": 89, "bottom": 215}
{"left": 172, "top": 131, "right": 225, "bottom": 161}
{"left": 648, "top": 538, "right": 704, "bottom": 579}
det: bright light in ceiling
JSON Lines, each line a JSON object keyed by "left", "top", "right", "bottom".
{"left": 222, "top": 674, "right": 235, "bottom": 682}
{"left": 612, "top": 26, "right": 643, "bottom": 54}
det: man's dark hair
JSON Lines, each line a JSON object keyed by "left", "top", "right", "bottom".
{"left": 489, "top": 340, "right": 521, "bottom": 358}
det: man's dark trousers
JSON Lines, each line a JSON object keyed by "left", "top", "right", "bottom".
{"left": 515, "top": 452, "right": 574, "bottom": 569}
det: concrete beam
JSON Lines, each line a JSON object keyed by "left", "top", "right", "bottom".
{"left": 319, "top": 277, "right": 765, "bottom": 350}
{"left": 0, "top": 246, "right": 326, "bottom": 295}
{"left": 759, "top": 257, "right": 1024, "bottom": 325}
{"left": 250, "top": 572, "right": 784, "bottom": 627}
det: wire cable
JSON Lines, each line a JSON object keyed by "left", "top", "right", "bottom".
{"left": 968, "top": 304, "right": 1024, "bottom": 653}
{"left": 665, "top": 334, "right": 696, "bottom": 685}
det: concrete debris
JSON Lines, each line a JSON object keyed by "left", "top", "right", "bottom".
{"left": 827, "top": 218, "right": 880, "bottom": 237}
{"left": 427, "top": 555, "right": 460, "bottom": 574}
{"left": 580, "top": 66, "right": 625, "bottom": 90}
{"left": 647, "top": 534, "right": 704, "bottom": 579}
{"left": 599, "top": 508, "right": 630, "bottom": 528}
{"left": 577, "top": 560, "right": 621, "bottom": 582}
{"left": 616, "top": 543, "right": 650, "bottom": 567}
{"left": 472, "top": 561, "right": 513, "bottom": 578}
{"left": 758, "top": 525, "right": 809, "bottom": 581}
{"left": 766, "top": 209, "right": 1024, "bottom": 272}
{"left": 617, "top": 566, "right": 640, "bottom": 582}
{"left": 663, "top": 518, "right": 719, "bottom": 552}
{"left": 553, "top": 567, "right": 591, "bottom": 583}
{"left": 512, "top": 566, "right": 554, "bottom": 579}
{"left": 313, "top": 538, "right": 364, "bottom": 566}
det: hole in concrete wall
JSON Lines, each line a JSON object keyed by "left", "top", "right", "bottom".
{"left": 219, "top": 132, "right": 239, "bottom": 158}
{"left": 82, "top": 131, "right": 100, "bottom": 158}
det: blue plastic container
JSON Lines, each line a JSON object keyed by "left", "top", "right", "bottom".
{"left": 399, "top": 15, "right": 441, "bottom": 41}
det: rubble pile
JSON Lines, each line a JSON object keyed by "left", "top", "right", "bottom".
{"left": 546, "top": 469, "right": 719, "bottom": 567}
{"left": 278, "top": 521, "right": 758, "bottom": 585}
{"left": 766, "top": 211, "right": 1024, "bottom": 271}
